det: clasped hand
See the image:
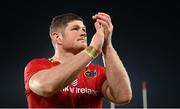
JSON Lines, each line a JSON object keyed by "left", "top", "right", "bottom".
{"left": 90, "top": 12, "right": 113, "bottom": 54}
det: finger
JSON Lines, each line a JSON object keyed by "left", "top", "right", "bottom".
{"left": 92, "top": 15, "right": 96, "bottom": 20}
{"left": 94, "top": 14, "right": 111, "bottom": 26}
{"left": 92, "top": 12, "right": 111, "bottom": 21}
{"left": 96, "top": 19, "right": 109, "bottom": 30}
{"left": 94, "top": 22, "right": 100, "bottom": 31}
{"left": 99, "top": 24, "right": 104, "bottom": 32}
{"left": 97, "top": 12, "right": 111, "bottom": 20}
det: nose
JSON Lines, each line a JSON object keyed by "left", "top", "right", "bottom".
{"left": 80, "top": 28, "right": 87, "bottom": 37}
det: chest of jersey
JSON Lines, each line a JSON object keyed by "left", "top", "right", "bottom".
{"left": 51, "top": 69, "right": 102, "bottom": 107}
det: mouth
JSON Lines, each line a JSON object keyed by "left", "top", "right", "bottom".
{"left": 77, "top": 37, "right": 87, "bottom": 42}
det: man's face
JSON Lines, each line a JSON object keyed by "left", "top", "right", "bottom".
{"left": 61, "top": 20, "right": 87, "bottom": 53}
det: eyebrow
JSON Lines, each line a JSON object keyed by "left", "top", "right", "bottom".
{"left": 71, "top": 25, "right": 86, "bottom": 29}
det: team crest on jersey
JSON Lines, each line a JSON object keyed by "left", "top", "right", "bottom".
{"left": 85, "top": 70, "right": 97, "bottom": 77}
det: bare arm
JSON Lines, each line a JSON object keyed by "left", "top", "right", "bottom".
{"left": 93, "top": 12, "right": 132, "bottom": 104}
{"left": 102, "top": 44, "right": 132, "bottom": 104}
{"left": 29, "top": 21, "right": 105, "bottom": 97}
{"left": 29, "top": 52, "right": 92, "bottom": 97}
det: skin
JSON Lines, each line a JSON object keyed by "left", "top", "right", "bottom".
{"left": 29, "top": 12, "right": 132, "bottom": 104}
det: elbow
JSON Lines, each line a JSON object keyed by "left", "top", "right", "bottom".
{"left": 114, "top": 91, "right": 132, "bottom": 104}
{"left": 29, "top": 79, "right": 56, "bottom": 97}
{"left": 38, "top": 86, "right": 56, "bottom": 97}
{"left": 120, "top": 93, "right": 132, "bottom": 104}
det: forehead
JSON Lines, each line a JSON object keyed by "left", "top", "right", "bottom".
{"left": 67, "top": 20, "right": 85, "bottom": 28}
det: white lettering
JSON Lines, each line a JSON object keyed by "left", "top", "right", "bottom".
{"left": 70, "top": 87, "right": 75, "bottom": 93}
{"left": 80, "top": 88, "right": 85, "bottom": 93}
{"left": 61, "top": 86, "right": 97, "bottom": 96}
{"left": 63, "top": 86, "right": 69, "bottom": 91}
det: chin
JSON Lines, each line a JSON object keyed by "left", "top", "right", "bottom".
{"left": 80, "top": 43, "right": 87, "bottom": 48}
{"left": 73, "top": 43, "right": 87, "bottom": 53}
{"left": 80, "top": 45, "right": 87, "bottom": 50}
{"left": 78, "top": 44, "right": 87, "bottom": 51}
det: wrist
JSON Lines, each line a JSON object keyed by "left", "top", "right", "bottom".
{"left": 83, "top": 46, "right": 98, "bottom": 59}
{"left": 103, "top": 43, "right": 114, "bottom": 54}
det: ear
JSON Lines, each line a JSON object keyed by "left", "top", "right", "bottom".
{"left": 51, "top": 32, "right": 63, "bottom": 45}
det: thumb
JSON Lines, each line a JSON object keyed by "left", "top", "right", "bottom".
{"left": 99, "top": 24, "right": 104, "bottom": 32}
{"left": 94, "top": 22, "right": 100, "bottom": 31}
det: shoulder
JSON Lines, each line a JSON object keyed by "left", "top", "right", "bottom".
{"left": 24, "top": 58, "right": 51, "bottom": 73}
{"left": 26, "top": 58, "right": 50, "bottom": 65}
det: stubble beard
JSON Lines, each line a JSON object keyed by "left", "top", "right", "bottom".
{"left": 64, "top": 44, "right": 87, "bottom": 55}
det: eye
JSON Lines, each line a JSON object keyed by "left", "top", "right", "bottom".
{"left": 82, "top": 28, "right": 86, "bottom": 32}
{"left": 72, "top": 27, "right": 79, "bottom": 30}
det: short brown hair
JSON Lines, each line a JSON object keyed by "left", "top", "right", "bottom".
{"left": 49, "top": 13, "right": 83, "bottom": 36}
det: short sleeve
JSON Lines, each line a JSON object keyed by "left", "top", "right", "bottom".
{"left": 24, "top": 58, "right": 52, "bottom": 93}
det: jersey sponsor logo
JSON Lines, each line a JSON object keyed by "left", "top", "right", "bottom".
{"left": 85, "top": 70, "right": 97, "bottom": 77}
{"left": 60, "top": 79, "right": 98, "bottom": 96}
{"left": 61, "top": 86, "right": 97, "bottom": 96}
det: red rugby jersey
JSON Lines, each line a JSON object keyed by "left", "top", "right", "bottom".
{"left": 24, "top": 58, "right": 106, "bottom": 108}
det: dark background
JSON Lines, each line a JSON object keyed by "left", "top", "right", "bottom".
{"left": 0, "top": 0, "right": 179, "bottom": 108}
